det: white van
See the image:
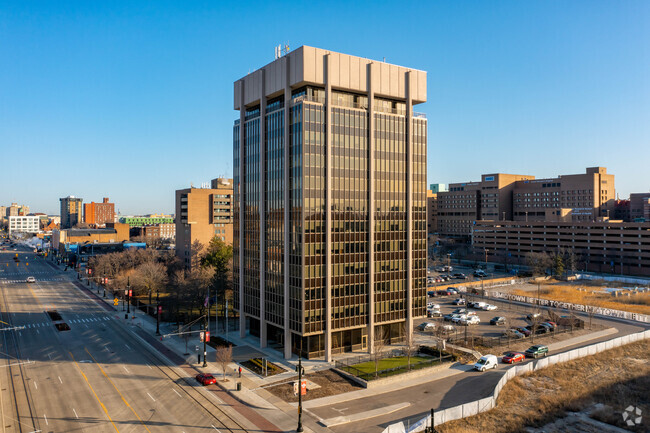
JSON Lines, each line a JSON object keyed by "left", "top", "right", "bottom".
{"left": 473, "top": 354, "right": 498, "bottom": 372}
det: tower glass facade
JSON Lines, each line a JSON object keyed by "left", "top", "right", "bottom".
{"left": 233, "top": 47, "right": 427, "bottom": 359}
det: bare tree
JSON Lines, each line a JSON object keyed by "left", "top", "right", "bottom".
{"left": 525, "top": 252, "right": 553, "bottom": 276}
{"left": 131, "top": 261, "right": 168, "bottom": 316}
{"left": 215, "top": 345, "right": 233, "bottom": 381}
{"left": 373, "top": 326, "right": 386, "bottom": 378}
{"left": 402, "top": 323, "right": 417, "bottom": 370}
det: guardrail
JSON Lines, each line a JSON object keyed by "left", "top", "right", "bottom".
{"left": 381, "top": 328, "right": 650, "bottom": 433}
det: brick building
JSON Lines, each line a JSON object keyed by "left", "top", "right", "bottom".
{"left": 175, "top": 178, "right": 233, "bottom": 267}
{"left": 84, "top": 198, "right": 115, "bottom": 226}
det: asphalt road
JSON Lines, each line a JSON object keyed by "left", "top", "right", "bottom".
{"left": 0, "top": 245, "right": 252, "bottom": 433}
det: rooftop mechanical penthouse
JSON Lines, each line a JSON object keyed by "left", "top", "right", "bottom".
{"left": 233, "top": 46, "right": 427, "bottom": 360}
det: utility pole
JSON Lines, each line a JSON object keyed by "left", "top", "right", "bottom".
{"left": 156, "top": 290, "right": 160, "bottom": 335}
{"left": 297, "top": 340, "right": 304, "bottom": 432}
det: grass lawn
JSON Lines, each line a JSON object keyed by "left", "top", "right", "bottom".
{"left": 351, "top": 356, "right": 431, "bottom": 373}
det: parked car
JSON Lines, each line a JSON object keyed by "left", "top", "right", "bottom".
{"left": 526, "top": 312, "right": 542, "bottom": 321}
{"left": 540, "top": 321, "right": 557, "bottom": 330}
{"left": 501, "top": 352, "right": 525, "bottom": 364}
{"left": 471, "top": 302, "right": 487, "bottom": 310}
{"left": 525, "top": 345, "right": 549, "bottom": 358}
{"left": 440, "top": 324, "right": 456, "bottom": 333}
{"left": 417, "top": 322, "right": 436, "bottom": 332}
{"left": 427, "top": 290, "right": 435, "bottom": 297}
{"left": 503, "top": 329, "right": 525, "bottom": 339}
{"left": 490, "top": 316, "right": 506, "bottom": 326}
{"left": 453, "top": 298, "right": 466, "bottom": 306}
{"left": 515, "top": 327, "right": 532, "bottom": 337}
{"left": 474, "top": 270, "right": 487, "bottom": 278}
{"left": 427, "top": 302, "right": 440, "bottom": 310}
{"left": 443, "top": 313, "right": 458, "bottom": 322}
{"left": 452, "top": 273, "right": 467, "bottom": 280}
{"left": 195, "top": 373, "right": 216, "bottom": 386}
{"left": 474, "top": 354, "right": 498, "bottom": 372}
{"left": 461, "top": 316, "right": 480, "bottom": 326}
{"left": 427, "top": 310, "right": 443, "bottom": 318}
{"left": 452, "top": 308, "right": 468, "bottom": 314}
{"left": 25, "top": 276, "right": 36, "bottom": 283}
{"left": 451, "top": 314, "right": 467, "bottom": 324}
{"left": 482, "top": 304, "right": 497, "bottom": 311}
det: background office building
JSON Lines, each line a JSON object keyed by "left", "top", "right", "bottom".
{"left": 84, "top": 197, "right": 115, "bottom": 226}
{"left": 233, "top": 46, "right": 427, "bottom": 360}
{"left": 437, "top": 167, "right": 616, "bottom": 237}
{"left": 630, "top": 193, "right": 650, "bottom": 222}
{"left": 8, "top": 215, "right": 40, "bottom": 234}
{"left": 175, "top": 178, "right": 233, "bottom": 267}
{"left": 60, "top": 196, "right": 83, "bottom": 229}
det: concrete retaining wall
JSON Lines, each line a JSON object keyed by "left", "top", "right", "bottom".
{"left": 334, "top": 360, "right": 453, "bottom": 389}
{"left": 382, "top": 330, "right": 649, "bottom": 433}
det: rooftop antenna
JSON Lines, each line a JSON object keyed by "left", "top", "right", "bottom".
{"left": 275, "top": 42, "right": 290, "bottom": 60}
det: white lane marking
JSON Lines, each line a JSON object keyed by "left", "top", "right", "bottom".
{"left": 48, "top": 353, "right": 52, "bottom": 360}
{"left": 84, "top": 324, "right": 88, "bottom": 328}
{"left": 211, "top": 425, "right": 221, "bottom": 432}
{"left": 34, "top": 382, "right": 37, "bottom": 390}
{"left": 146, "top": 392, "right": 155, "bottom": 402}
{"left": 73, "top": 408, "right": 79, "bottom": 419}
{"left": 145, "top": 363, "right": 152, "bottom": 369}
{"left": 44, "top": 414, "right": 48, "bottom": 425}
{"left": 172, "top": 388, "right": 182, "bottom": 398}
{"left": 58, "top": 376, "right": 63, "bottom": 384}
{"left": 123, "top": 366, "right": 130, "bottom": 374}
{"left": 125, "top": 344, "right": 131, "bottom": 350}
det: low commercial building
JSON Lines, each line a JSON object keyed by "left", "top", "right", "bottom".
{"left": 133, "top": 223, "right": 175, "bottom": 241}
{"left": 427, "top": 190, "right": 438, "bottom": 235}
{"left": 8, "top": 215, "right": 40, "bottom": 234}
{"left": 471, "top": 220, "right": 650, "bottom": 276}
{"left": 120, "top": 215, "right": 174, "bottom": 227}
{"left": 52, "top": 223, "right": 130, "bottom": 253}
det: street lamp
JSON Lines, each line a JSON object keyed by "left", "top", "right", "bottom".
{"left": 127, "top": 277, "right": 131, "bottom": 314}
{"left": 297, "top": 340, "right": 305, "bottom": 432}
{"left": 156, "top": 290, "right": 161, "bottom": 335}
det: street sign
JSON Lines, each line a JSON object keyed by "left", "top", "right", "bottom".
{"left": 205, "top": 331, "right": 210, "bottom": 342}
{"left": 128, "top": 290, "right": 133, "bottom": 297}
{"left": 124, "top": 290, "right": 128, "bottom": 296}
{"left": 301, "top": 380, "right": 307, "bottom": 395}
{"left": 199, "top": 331, "right": 204, "bottom": 342}
{"left": 113, "top": 298, "right": 119, "bottom": 306}
{"left": 158, "top": 306, "right": 162, "bottom": 314}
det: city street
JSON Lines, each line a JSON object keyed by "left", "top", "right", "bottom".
{"left": 0, "top": 246, "right": 253, "bottom": 433}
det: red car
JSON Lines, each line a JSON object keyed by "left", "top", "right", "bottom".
{"left": 501, "top": 352, "right": 525, "bottom": 364}
{"left": 195, "top": 373, "right": 216, "bottom": 386}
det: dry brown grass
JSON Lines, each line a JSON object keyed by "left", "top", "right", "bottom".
{"left": 514, "top": 283, "right": 650, "bottom": 315}
{"left": 438, "top": 340, "right": 650, "bottom": 433}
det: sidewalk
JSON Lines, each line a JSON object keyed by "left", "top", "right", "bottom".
{"left": 50, "top": 258, "right": 331, "bottom": 433}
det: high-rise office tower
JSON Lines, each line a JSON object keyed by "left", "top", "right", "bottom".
{"left": 233, "top": 46, "right": 427, "bottom": 360}
{"left": 60, "top": 196, "right": 83, "bottom": 229}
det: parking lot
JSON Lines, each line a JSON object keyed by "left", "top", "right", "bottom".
{"left": 426, "top": 263, "right": 514, "bottom": 287}
{"left": 414, "top": 290, "right": 595, "bottom": 353}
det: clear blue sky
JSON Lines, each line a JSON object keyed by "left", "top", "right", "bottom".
{"left": 1, "top": 1, "right": 648, "bottom": 215}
